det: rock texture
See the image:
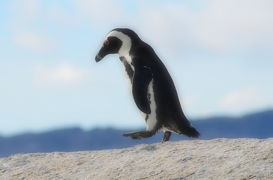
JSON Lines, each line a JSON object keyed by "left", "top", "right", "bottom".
{"left": 0, "top": 138, "right": 272, "bottom": 180}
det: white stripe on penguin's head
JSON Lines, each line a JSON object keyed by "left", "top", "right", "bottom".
{"left": 106, "top": 30, "right": 132, "bottom": 57}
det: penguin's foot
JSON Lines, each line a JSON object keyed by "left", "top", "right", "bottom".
{"left": 123, "top": 130, "right": 155, "bottom": 140}
{"left": 162, "top": 131, "right": 172, "bottom": 142}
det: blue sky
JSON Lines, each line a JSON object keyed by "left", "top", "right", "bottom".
{"left": 1, "top": 0, "right": 273, "bottom": 136}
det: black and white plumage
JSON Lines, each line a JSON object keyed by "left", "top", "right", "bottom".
{"left": 95, "top": 28, "right": 200, "bottom": 142}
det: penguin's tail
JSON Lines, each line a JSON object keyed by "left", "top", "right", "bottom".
{"left": 181, "top": 126, "right": 200, "bottom": 138}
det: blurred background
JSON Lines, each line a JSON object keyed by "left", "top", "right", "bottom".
{"left": 0, "top": 0, "right": 273, "bottom": 157}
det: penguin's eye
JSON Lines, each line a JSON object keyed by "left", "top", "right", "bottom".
{"left": 103, "top": 40, "right": 109, "bottom": 47}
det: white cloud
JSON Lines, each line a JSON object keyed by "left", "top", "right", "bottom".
{"left": 34, "top": 63, "right": 90, "bottom": 86}
{"left": 8, "top": 1, "right": 59, "bottom": 53}
{"left": 220, "top": 88, "right": 266, "bottom": 113}
{"left": 193, "top": 0, "right": 273, "bottom": 53}
{"left": 72, "top": 0, "right": 124, "bottom": 25}
{"left": 7, "top": 0, "right": 273, "bottom": 55}
{"left": 45, "top": 5, "right": 77, "bottom": 27}
{"left": 13, "top": 31, "right": 56, "bottom": 52}
{"left": 133, "top": 0, "right": 273, "bottom": 55}
{"left": 9, "top": 0, "right": 40, "bottom": 22}
{"left": 183, "top": 96, "right": 198, "bottom": 107}
{"left": 133, "top": 3, "right": 194, "bottom": 56}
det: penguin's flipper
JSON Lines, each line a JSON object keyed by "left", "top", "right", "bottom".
{"left": 132, "top": 65, "right": 152, "bottom": 114}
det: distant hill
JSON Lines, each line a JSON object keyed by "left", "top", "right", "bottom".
{"left": 0, "top": 110, "right": 273, "bottom": 157}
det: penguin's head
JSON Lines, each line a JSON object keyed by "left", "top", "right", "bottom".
{"left": 95, "top": 35, "right": 122, "bottom": 62}
{"left": 95, "top": 28, "right": 140, "bottom": 62}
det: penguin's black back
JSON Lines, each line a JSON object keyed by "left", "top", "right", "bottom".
{"left": 132, "top": 42, "right": 200, "bottom": 137}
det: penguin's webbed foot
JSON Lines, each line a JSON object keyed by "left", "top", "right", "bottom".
{"left": 123, "top": 130, "right": 155, "bottom": 140}
{"left": 161, "top": 131, "right": 172, "bottom": 143}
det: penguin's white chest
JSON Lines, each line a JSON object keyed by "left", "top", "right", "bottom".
{"left": 120, "top": 55, "right": 134, "bottom": 87}
{"left": 145, "top": 80, "right": 157, "bottom": 131}
{"left": 121, "top": 55, "right": 158, "bottom": 131}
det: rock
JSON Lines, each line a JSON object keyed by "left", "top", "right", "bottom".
{"left": 0, "top": 138, "right": 272, "bottom": 180}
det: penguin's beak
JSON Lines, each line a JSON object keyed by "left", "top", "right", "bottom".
{"left": 95, "top": 54, "right": 103, "bottom": 62}
{"left": 95, "top": 46, "right": 108, "bottom": 62}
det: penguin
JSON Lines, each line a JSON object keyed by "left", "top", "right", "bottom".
{"left": 95, "top": 28, "right": 200, "bottom": 142}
